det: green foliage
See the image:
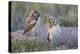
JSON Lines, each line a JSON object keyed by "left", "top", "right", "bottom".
{"left": 60, "top": 17, "right": 78, "bottom": 27}
{"left": 12, "top": 39, "right": 55, "bottom": 53}
{"left": 10, "top": 1, "right": 78, "bottom": 31}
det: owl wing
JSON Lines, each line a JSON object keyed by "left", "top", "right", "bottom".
{"left": 25, "top": 17, "right": 33, "bottom": 25}
{"left": 25, "top": 19, "right": 36, "bottom": 32}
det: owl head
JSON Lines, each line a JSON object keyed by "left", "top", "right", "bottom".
{"left": 48, "top": 16, "right": 57, "bottom": 27}
{"left": 29, "top": 10, "right": 40, "bottom": 20}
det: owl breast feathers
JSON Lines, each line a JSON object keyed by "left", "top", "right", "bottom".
{"left": 24, "top": 16, "right": 37, "bottom": 32}
{"left": 23, "top": 10, "right": 40, "bottom": 35}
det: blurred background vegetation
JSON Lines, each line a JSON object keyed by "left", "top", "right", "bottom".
{"left": 10, "top": 1, "right": 78, "bottom": 31}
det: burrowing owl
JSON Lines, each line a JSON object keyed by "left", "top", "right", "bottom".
{"left": 23, "top": 10, "right": 40, "bottom": 35}
{"left": 47, "top": 16, "right": 61, "bottom": 44}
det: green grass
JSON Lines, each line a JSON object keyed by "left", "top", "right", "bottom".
{"left": 12, "top": 39, "right": 55, "bottom": 53}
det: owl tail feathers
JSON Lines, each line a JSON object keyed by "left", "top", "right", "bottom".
{"left": 23, "top": 30, "right": 28, "bottom": 35}
{"left": 47, "top": 33, "right": 51, "bottom": 43}
{"left": 23, "top": 32, "right": 26, "bottom": 35}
